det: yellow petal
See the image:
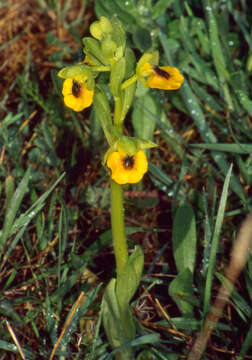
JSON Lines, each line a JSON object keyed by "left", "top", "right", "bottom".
{"left": 79, "top": 87, "right": 94, "bottom": 108}
{"left": 134, "top": 151, "right": 148, "bottom": 174}
{"left": 112, "top": 169, "right": 130, "bottom": 185}
{"left": 127, "top": 169, "right": 145, "bottom": 183}
{"left": 107, "top": 152, "right": 121, "bottom": 172}
{"left": 62, "top": 78, "right": 73, "bottom": 96}
{"left": 64, "top": 94, "right": 78, "bottom": 109}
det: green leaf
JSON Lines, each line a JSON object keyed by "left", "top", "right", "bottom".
{"left": 116, "top": 245, "right": 144, "bottom": 311}
{"left": 172, "top": 202, "right": 197, "bottom": 274}
{"left": 57, "top": 64, "right": 92, "bottom": 79}
{"left": 132, "top": 95, "right": 157, "bottom": 144}
{"left": 93, "top": 86, "right": 114, "bottom": 145}
{"left": 169, "top": 268, "right": 194, "bottom": 316}
{"left": 102, "top": 279, "right": 134, "bottom": 358}
{"left": 152, "top": 0, "right": 174, "bottom": 19}
{"left": 83, "top": 37, "right": 109, "bottom": 66}
{"left": 110, "top": 57, "right": 126, "bottom": 98}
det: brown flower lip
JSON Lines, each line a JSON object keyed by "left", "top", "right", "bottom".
{"left": 123, "top": 155, "right": 135, "bottom": 169}
{"left": 153, "top": 66, "right": 170, "bottom": 80}
{"left": 72, "top": 80, "right": 81, "bottom": 97}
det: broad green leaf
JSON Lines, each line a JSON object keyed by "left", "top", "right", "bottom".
{"left": 110, "top": 57, "right": 126, "bottom": 98}
{"left": 116, "top": 245, "right": 144, "bottom": 311}
{"left": 102, "top": 279, "right": 134, "bottom": 358}
{"left": 132, "top": 94, "right": 157, "bottom": 144}
{"left": 57, "top": 64, "right": 92, "bottom": 79}
{"left": 93, "top": 86, "right": 114, "bottom": 145}
{"left": 172, "top": 202, "right": 197, "bottom": 273}
{"left": 169, "top": 268, "right": 194, "bottom": 316}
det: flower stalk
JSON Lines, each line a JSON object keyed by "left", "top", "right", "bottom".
{"left": 110, "top": 179, "right": 128, "bottom": 277}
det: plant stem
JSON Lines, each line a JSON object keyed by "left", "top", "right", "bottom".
{"left": 114, "top": 97, "right": 123, "bottom": 132}
{"left": 110, "top": 179, "right": 128, "bottom": 277}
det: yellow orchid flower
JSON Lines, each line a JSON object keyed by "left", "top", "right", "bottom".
{"left": 62, "top": 75, "right": 94, "bottom": 112}
{"left": 107, "top": 149, "right": 148, "bottom": 185}
{"left": 138, "top": 62, "right": 184, "bottom": 90}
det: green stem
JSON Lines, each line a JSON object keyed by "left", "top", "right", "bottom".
{"left": 110, "top": 179, "right": 128, "bottom": 277}
{"left": 121, "top": 74, "right": 137, "bottom": 90}
{"left": 114, "top": 97, "right": 123, "bottom": 132}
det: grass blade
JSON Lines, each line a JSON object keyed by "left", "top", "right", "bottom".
{"left": 203, "top": 163, "right": 233, "bottom": 315}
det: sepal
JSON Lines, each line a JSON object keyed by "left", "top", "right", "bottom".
{"left": 83, "top": 37, "right": 109, "bottom": 66}
{"left": 57, "top": 64, "right": 92, "bottom": 79}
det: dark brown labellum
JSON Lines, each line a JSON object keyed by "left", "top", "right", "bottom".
{"left": 154, "top": 66, "right": 170, "bottom": 79}
{"left": 123, "top": 155, "right": 135, "bottom": 169}
{"left": 72, "top": 80, "right": 81, "bottom": 97}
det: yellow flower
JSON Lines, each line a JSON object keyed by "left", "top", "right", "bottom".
{"left": 62, "top": 75, "right": 94, "bottom": 112}
{"left": 138, "top": 61, "right": 184, "bottom": 90}
{"left": 107, "top": 150, "right": 148, "bottom": 185}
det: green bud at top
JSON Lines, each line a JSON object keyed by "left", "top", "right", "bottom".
{"left": 89, "top": 17, "right": 113, "bottom": 41}
{"left": 100, "top": 16, "right": 113, "bottom": 33}
{"left": 101, "top": 37, "right": 117, "bottom": 60}
{"left": 90, "top": 21, "right": 103, "bottom": 40}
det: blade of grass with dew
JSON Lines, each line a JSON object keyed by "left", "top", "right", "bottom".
{"left": 0, "top": 167, "right": 31, "bottom": 255}
{"left": 158, "top": 30, "right": 245, "bottom": 202}
{"left": 11, "top": 172, "right": 65, "bottom": 234}
{"left": 190, "top": 79, "right": 223, "bottom": 111}
{"left": 216, "top": 272, "right": 251, "bottom": 321}
{"left": 179, "top": 16, "right": 219, "bottom": 91}
{"left": 105, "top": 333, "right": 160, "bottom": 360}
{"left": 0, "top": 173, "right": 66, "bottom": 269}
{"left": 236, "top": 321, "right": 252, "bottom": 360}
{"left": 59, "top": 285, "right": 102, "bottom": 354}
{"left": 151, "top": 0, "right": 174, "bottom": 19}
{"left": 148, "top": 163, "right": 174, "bottom": 195}
{"left": 203, "top": 163, "right": 233, "bottom": 315}
{"left": 0, "top": 340, "right": 34, "bottom": 360}
{"left": 203, "top": 0, "right": 233, "bottom": 110}
{"left": 191, "top": 143, "right": 252, "bottom": 154}
{"left": 57, "top": 202, "right": 68, "bottom": 292}
{"left": 157, "top": 111, "right": 185, "bottom": 158}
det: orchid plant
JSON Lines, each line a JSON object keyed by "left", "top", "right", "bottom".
{"left": 58, "top": 16, "right": 184, "bottom": 360}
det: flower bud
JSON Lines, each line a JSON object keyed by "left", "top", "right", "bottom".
{"left": 90, "top": 21, "right": 102, "bottom": 40}
{"left": 100, "top": 16, "right": 113, "bottom": 33}
{"left": 101, "top": 37, "right": 117, "bottom": 60}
